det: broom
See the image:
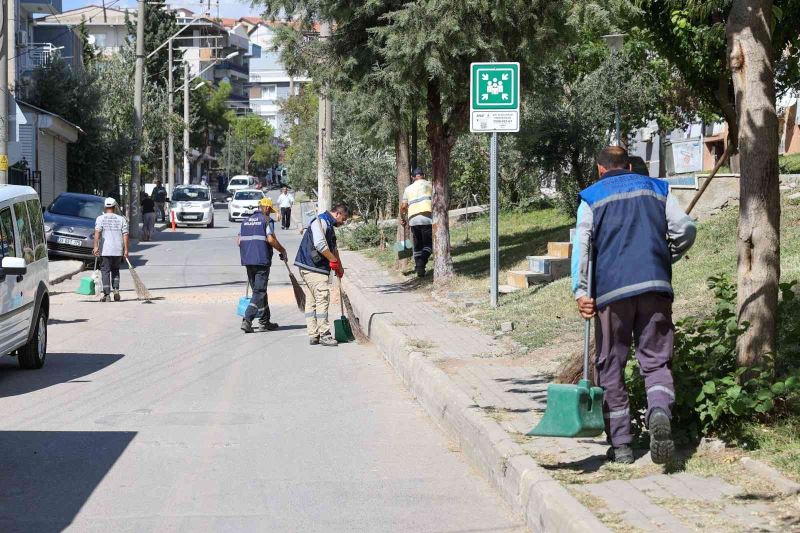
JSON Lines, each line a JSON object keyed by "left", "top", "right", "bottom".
{"left": 283, "top": 259, "right": 306, "bottom": 311}
{"left": 125, "top": 257, "right": 153, "bottom": 302}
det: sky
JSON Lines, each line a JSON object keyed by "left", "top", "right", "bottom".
{"left": 61, "top": 0, "right": 262, "bottom": 21}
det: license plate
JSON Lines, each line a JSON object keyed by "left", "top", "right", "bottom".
{"left": 57, "top": 237, "right": 82, "bottom": 247}
{"left": 184, "top": 214, "right": 200, "bottom": 220}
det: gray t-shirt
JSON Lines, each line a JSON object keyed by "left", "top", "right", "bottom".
{"left": 95, "top": 213, "right": 129, "bottom": 256}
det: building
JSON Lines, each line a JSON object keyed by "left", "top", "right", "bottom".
{"left": 37, "top": 4, "right": 132, "bottom": 57}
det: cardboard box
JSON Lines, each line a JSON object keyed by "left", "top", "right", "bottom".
{"left": 507, "top": 270, "right": 552, "bottom": 289}
{"left": 527, "top": 256, "right": 570, "bottom": 279}
{"left": 547, "top": 242, "right": 572, "bottom": 258}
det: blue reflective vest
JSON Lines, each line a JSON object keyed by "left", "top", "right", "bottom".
{"left": 294, "top": 211, "right": 337, "bottom": 274}
{"left": 239, "top": 212, "right": 274, "bottom": 266}
{"left": 579, "top": 171, "right": 672, "bottom": 308}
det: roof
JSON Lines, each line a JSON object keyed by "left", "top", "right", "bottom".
{"left": 18, "top": 100, "right": 83, "bottom": 136}
{"left": 39, "top": 4, "right": 132, "bottom": 24}
{"left": 0, "top": 185, "right": 39, "bottom": 204}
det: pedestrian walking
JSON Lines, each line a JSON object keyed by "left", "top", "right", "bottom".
{"left": 141, "top": 193, "right": 156, "bottom": 242}
{"left": 238, "top": 197, "right": 287, "bottom": 333}
{"left": 277, "top": 186, "right": 294, "bottom": 230}
{"left": 399, "top": 168, "right": 433, "bottom": 277}
{"left": 294, "top": 204, "right": 350, "bottom": 346}
{"left": 93, "top": 198, "right": 129, "bottom": 303}
{"left": 153, "top": 179, "right": 168, "bottom": 222}
{"left": 571, "top": 146, "right": 696, "bottom": 465}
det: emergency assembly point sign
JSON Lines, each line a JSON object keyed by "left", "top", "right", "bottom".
{"left": 470, "top": 62, "right": 520, "bottom": 133}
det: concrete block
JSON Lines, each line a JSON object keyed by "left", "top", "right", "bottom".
{"left": 569, "top": 227, "right": 576, "bottom": 241}
{"left": 507, "top": 270, "right": 552, "bottom": 289}
{"left": 527, "top": 255, "right": 571, "bottom": 279}
{"left": 547, "top": 242, "right": 572, "bottom": 258}
{"left": 498, "top": 284, "right": 519, "bottom": 294}
{"left": 500, "top": 321, "right": 514, "bottom": 333}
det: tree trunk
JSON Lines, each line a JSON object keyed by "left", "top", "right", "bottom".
{"left": 726, "top": 0, "right": 781, "bottom": 366}
{"left": 426, "top": 80, "right": 456, "bottom": 280}
{"left": 395, "top": 126, "right": 410, "bottom": 265}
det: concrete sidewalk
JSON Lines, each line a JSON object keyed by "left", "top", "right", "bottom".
{"left": 340, "top": 251, "right": 800, "bottom": 532}
{"left": 48, "top": 260, "right": 85, "bottom": 285}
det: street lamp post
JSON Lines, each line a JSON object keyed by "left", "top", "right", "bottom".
{"left": 602, "top": 33, "right": 626, "bottom": 147}
{"left": 167, "top": 39, "right": 175, "bottom": 193}
{"left": 129, "top": 0, "right": 146, "bottom": 240}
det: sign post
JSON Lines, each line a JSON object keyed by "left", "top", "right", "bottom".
{"left": 470, "top": 62, "right": 520, "bottom": 307}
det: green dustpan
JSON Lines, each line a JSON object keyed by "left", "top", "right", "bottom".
{"left": 528, "top": 252, "right": 605, "bottom": 438}
{"left": 76, "top": 258, "right": 97, "bottom": 296}
{"left": 334, "top": 278, "right": 355, "bottom": 342}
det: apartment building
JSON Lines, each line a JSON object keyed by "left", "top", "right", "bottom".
{"left": 38, "top": 4, "right": 132, "bottom": 57}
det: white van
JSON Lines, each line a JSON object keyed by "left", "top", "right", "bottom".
{"left": 0, "top": 185, "right": 49, "bottom": 369}
{"left": 226, "top": 175, "right": 259, "bottom": 198}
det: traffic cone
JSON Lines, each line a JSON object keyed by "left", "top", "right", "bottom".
{"left": 171, "top": 210, "right": 176, "bottom": 231}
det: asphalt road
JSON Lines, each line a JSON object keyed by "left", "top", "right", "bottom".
{"left": 0, "top": 199, "right": 523, "bottom": 532}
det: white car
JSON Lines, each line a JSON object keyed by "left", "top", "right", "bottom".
{"left": 227, "top": 189, "right": 266, "bottom": 222}
{"left": 0, "top": 185, "right": 49, "bottom": 369}
{"left": 226, "top": 175, "right": 259, "bottom": 198}
{"left": 170, "top": 185, "right": 214, "bottom": 228}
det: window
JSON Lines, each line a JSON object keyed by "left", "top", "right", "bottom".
{"left": 172, "top": 188, "right": 210, "bottom": 202}
{"left": 234, "top": 191, "right": 264, "bottom": 201}
{"left": 13, "top": 202, "right": 34, "bottom": 264}
{"left": 48, "top": 194, "right": 104, "bottom": 219}
{"left": 26, "top": 199, "right": 46, "bottom": 261}
{"left": 0, "top": 207, "right": 16, "bottom": 258}
{"left": 263, "top": 84, "right": 277, "bottom": 100}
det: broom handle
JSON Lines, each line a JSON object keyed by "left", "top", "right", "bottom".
{"left": 338, "top": 276, "right": 344, "bottom": 316}
{"left": 583, "top": 245, "right": 593, "bottom": 383}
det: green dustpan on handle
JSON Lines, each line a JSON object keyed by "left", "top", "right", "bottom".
{"left": 333, "top": 277, "right": 355, "bottom": 342}
{"left": 528, "top": 249, "right": 605, "bottom": 438}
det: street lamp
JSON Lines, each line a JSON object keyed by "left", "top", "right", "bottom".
{"left": 602, "top": 33, "right": 626, "bottom": 146}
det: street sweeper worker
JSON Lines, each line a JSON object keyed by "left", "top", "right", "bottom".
{"left": 238, "top": 197, "right": 287, "bottom": 334}
{"left": 571, "top": 145, "right": 696, "bottom": 465}
{"left": 93, "top": 197, "right": 129, "bottom": 303}
{"left": 400, "top": 168, "right": 433, "bottom": 277}
{"left": 294, "top": 204, "right": 350, "bottom": 347}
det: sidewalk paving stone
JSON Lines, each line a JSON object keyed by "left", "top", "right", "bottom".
{"left": 341, "top": 250, "right": 800, "bottom": 532}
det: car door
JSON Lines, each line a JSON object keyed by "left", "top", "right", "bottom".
{"left": 0, "top": 202, "right": 26, "bottom": 354}
{"left": 25, "top": 197, "right": 48, "bottom": 300}
{"left": 12, "top": 200, "right": 37, "bottom": 330}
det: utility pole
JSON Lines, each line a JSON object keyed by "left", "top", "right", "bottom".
{"left": 128, "top": 0, "right": 145, "bottom": 239}
{"left": 316, "top": 20, "right": 332, "bottom": 211}
{"left": 0, "top": 0, "right": 9, "bottom": 184}
{"left": 183, "top": 61, "right": 190, "bottom": 185}
{"left": 167, "top": 38, "right": 175, "bottom": 194}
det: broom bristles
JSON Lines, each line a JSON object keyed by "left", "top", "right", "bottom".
{"left": 288, "top": 272, "right": 306, "bottom": 311}
{"left": 126, "top": 258, "right": 152, "bottom": 302}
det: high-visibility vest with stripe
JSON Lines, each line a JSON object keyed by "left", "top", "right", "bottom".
{"left": 239, "top": 212, "right": 274, "bottom": 266}
{"left": 405, "top": 179, "right": 433, "bottom": 219}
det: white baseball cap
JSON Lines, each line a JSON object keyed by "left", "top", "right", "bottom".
{"left": 104, "top": 197, "right": 118, "bottom": 208}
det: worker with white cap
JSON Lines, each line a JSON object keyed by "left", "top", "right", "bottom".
{"left": 93, "top": 197, "right": 129, "bottom": 302}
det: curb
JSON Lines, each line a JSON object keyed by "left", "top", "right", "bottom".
{"left": 48, "top": 261, "right": 85, "bottom": 286}
{"left": 341, "top": 274, "right": 610, "bottom": 533}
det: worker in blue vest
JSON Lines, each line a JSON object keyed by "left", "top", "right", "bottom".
{"left": 294, "top": 204, "right": 350, "bottom": 346}
{"left": 238, "top": 197, "right": 287, "bottom": 333}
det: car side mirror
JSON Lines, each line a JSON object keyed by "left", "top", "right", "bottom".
{"left": 226, "top": 197, "right": 232, "bottom": 203}
{"left": 0, "top": 256, "right": 27, "bottom": 280}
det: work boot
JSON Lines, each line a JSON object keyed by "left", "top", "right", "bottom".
{"left": 258, "top": 321, "right": 279, "bottom": 331}
{"left": 416, "top": 267, "right": 425, "bottom": 278}
{"left": 100, "top": 293, "right": 109, "bottom": 302}
{"left": 241, "top": 319, "right": 254, "bottom": 334}
{"left": 319, "top": 334, "right": 338, "bottom": 347}
{"left": 309, "top": 336, "right": 320, "bottom": 346}
{"left": 113, "top": 290, "right": 121, "bottom": 302}
{"left": 648, "top": 408, "right": 675, "bottom": 465}
{"left": 606, "top": 444, "right": 634, "bottom": 464}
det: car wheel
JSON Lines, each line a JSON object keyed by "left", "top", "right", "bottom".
{"left": 228, "top": 215, "right": 233, "bottom": 222}
{"left": 19, "top": 307, "right": 47, "bottom": 369}
{"left": 207, "top": 216, "right": 214, "bottom": 228}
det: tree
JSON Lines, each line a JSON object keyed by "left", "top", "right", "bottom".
{"left": 222, "top": 114, "right": 278, "bottom": 176}
{"left": 280, "top": 89, "right": 319, "bottom": 193}
{"left": 190, "top": 81, "right": 233, "bottom": 166}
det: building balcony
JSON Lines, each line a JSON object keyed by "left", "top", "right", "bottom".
{"left": 29, "top": 43, "right": 60, "bottom": 69}
{"left": 218, "top": 60, "right": 248, "bottom": 75}
{"left": 22, "top": 0, "right": 61, "bottom": 15}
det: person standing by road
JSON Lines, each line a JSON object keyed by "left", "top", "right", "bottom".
{"left": 294, "top": 204, "right": 350, "bottom": 346}
{"left": 277, "top": 186, "right": 294, "bottom": 230}
{"left": 571, "top": 146, "right": 696, "bottom": 465}
{"left": 399, "top": 168, "right": 433, "bottom": 277}
{"left": 153, "top": 179, "right": 168, "bottom": 222}
{"left": 141, "top": 193, "right": 156, "bottom": 242}
{"left": 93, "top": 198, "right": 129, "bottom": 302}
{"left": 238, "top": 197, "right": 287, "bottom": 333}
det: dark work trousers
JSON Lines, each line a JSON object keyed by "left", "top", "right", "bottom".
{"left": 101, "top": 256, "right": 122, "bottom": 295}
{"left": 410, "top": 224, "right": 433, "bottom": 273}
{"left": 280, "top": 207, "right": 292, "bottom": 230}
{"left": 244, "top": 265, "right": 271, "bottom": 324}
{"left": 595, "top": 291, "right": 675, "bottom": 446}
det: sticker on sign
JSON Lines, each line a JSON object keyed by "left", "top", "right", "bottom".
{"left": 470, "top": 62, "right": 520, "bottom": 133}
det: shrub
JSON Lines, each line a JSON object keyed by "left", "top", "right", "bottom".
{"left": 338, "top": 223, "right": 384, "bottom": 250}
{"left": 625, "top": 275, "right": 800, "bottom": 445}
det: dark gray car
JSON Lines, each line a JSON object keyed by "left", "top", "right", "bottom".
{"left": 43, "top": 192, "right": 105, "bottom": 260}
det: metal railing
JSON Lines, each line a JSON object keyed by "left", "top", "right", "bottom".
{"left": 29, "top": 43, "right": 60, "bottom": 69}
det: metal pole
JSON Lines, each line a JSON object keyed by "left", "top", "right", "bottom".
{"left": 129, "top": 0, "right": 145, "bottom": 239}
{"left": 489, "top": 132, "right": 499, "bottom": 307}
{"left": 316, "top": 20, "right": 332, "bottom": 211}
{"left": 183, "top": 61, "right": 190, "bottom": 185}
{"left": 615, "top": 103, "right": 621, "bottom": 146}
{"left": 167, "top": 38, "right": 175, "bottom": 193}
{"left": 0, "top": 0, "right": 9, "bottom": 185}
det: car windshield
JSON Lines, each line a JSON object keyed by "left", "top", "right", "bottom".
{"left": 230, "top": 179, "right": 248, "bottom": 187}
{"left": 172, "top": 189, "right": 209, "bottom": 202}
{"left": 234, "top": 191, "right": 263, "bottom": 201}
{"left": 48, "top": 195, "right": 104, "bottom": 220}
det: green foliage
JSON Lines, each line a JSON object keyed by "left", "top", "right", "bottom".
{"left": 222, "top": 114, "right": 277, "bottom": 176}
{"left": 280, "top": 89, "right": 318, "bottom": 194}
{"left": 780, "top": 153, "right": 800, "bottom": 174}
{"left": 626, "top": 276, "right": 800, "bottom": 445}
{"left": 190, "top": 81, "right": 233, "bottom": 159}
{"left": 338, "top": 223, "right": 383, "bottom": 251}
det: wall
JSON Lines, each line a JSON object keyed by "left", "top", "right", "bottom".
{"left": 669, "top": 174, "right": 740, "bottom": 220}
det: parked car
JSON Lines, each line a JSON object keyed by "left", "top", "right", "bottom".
{"left": 227, "top": 189, "right": 266, "bottom": 222}
{"left": 0, "top": 185, "right": 50, "bottom": 369}
{"left": 226, "top": 175, "right": 259, "bottom": 198}
{"left": 170, "top": 185, "right": 214, "bottom": 228}
{"left": 43, "top": 192, "right": 105, "bottom": 260}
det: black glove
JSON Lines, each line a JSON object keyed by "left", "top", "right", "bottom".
{"left": 279, "top": 252, "right": 287, "bottom": 262}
